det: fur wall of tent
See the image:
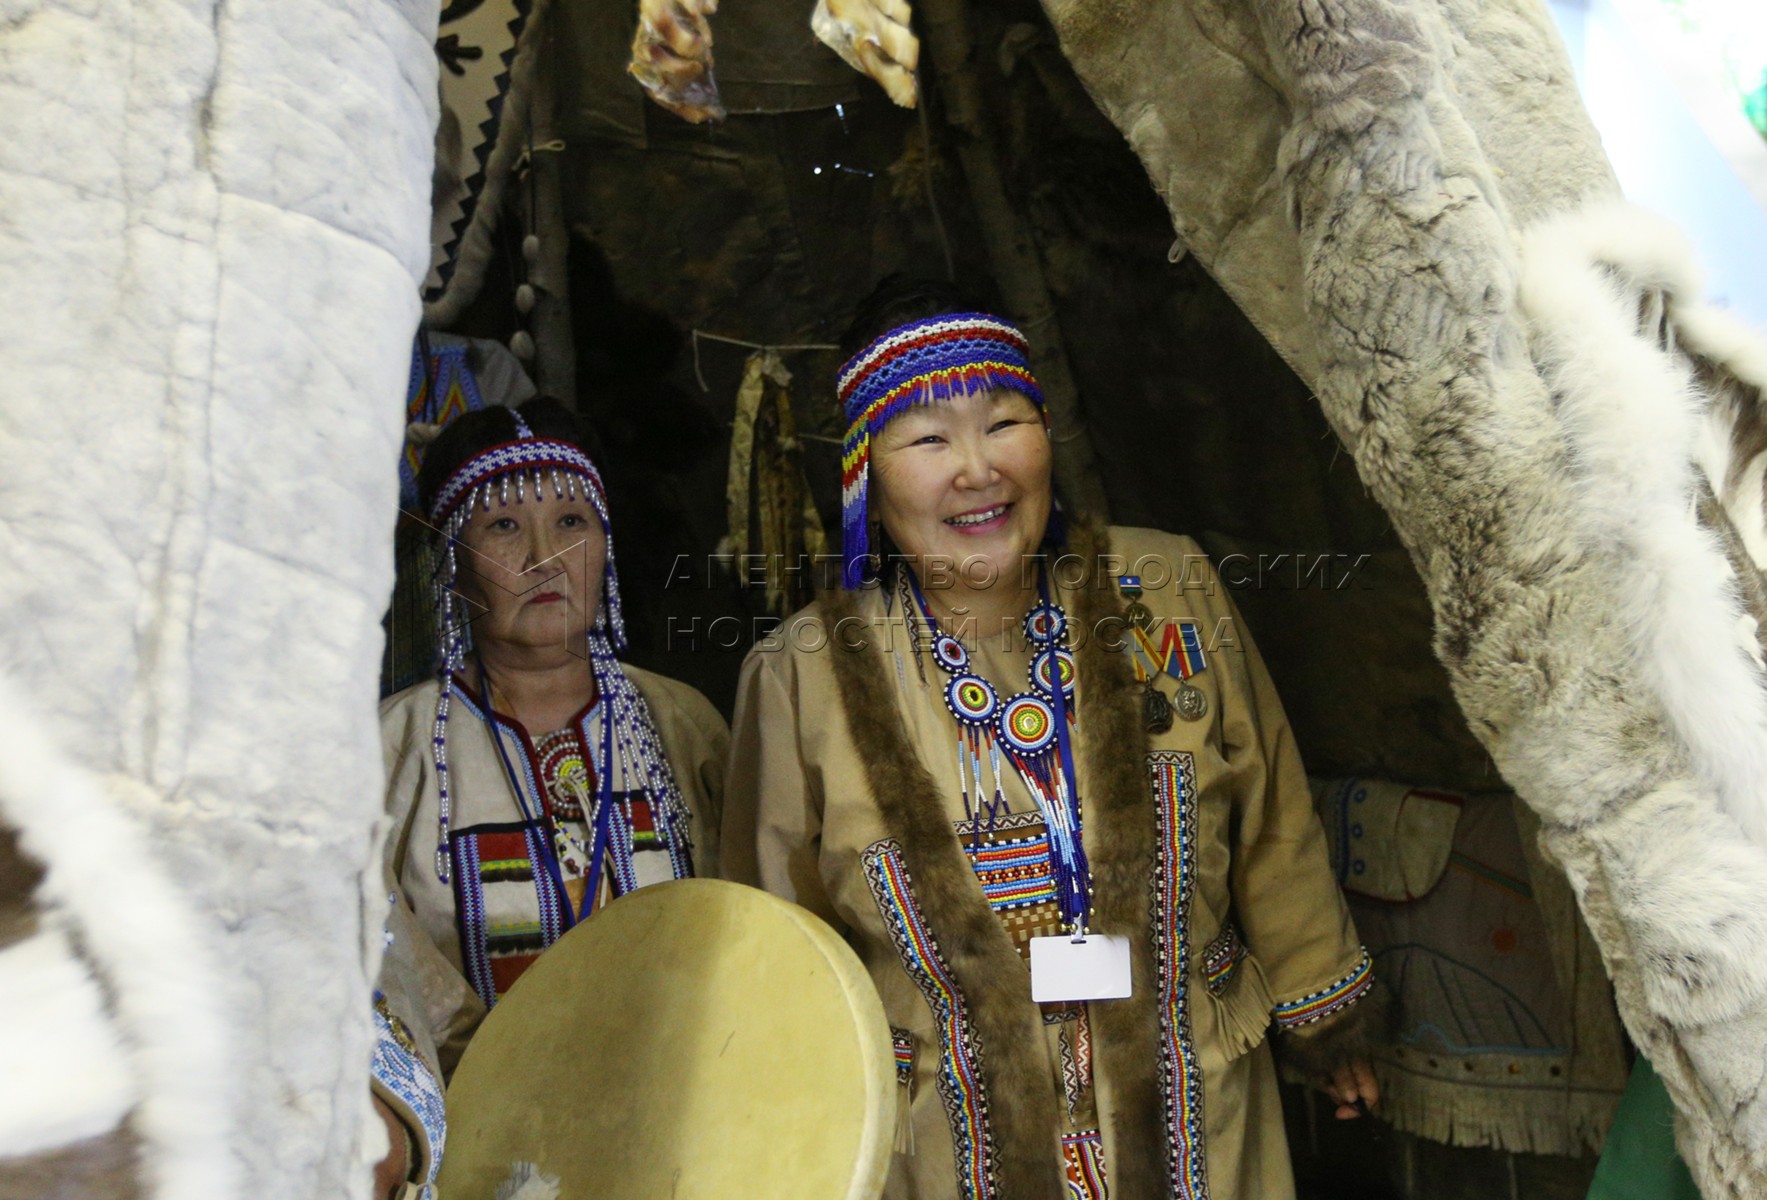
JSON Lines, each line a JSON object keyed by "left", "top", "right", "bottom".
{"left": 5, "top": 0, "right": 1767, "bottom": 1196}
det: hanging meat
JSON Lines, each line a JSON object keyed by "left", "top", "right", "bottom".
{"left": 628, "top": 0, "right": 726, "bottom": 124}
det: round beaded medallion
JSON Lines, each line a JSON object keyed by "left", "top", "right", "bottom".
{"left": 1023, "top": 602, "right": 1067, "bottom": 646}
{"left": 932, "top": 633, "right": 971, "bottom": 673}
{"left": 1030, "top": 647, "right": 1076, "bottom": 701}
{"left": 998, "top": 694, "right": 1057, "bottom": 754}
{"left": 945, "top": 674, "right": 1000, "bottom": 725}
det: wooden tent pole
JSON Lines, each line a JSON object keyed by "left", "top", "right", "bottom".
{"left": 916, "top": 0, "right": 1110, "bottom": 523}
{"left": 526, "top": 14, "right": 576, "bottom": 402}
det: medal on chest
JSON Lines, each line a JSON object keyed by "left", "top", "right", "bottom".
{"left": 1120, "top": 575, "right": 1211, "bottom": 727}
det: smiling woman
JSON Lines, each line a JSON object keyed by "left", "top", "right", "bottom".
{"left": 723, "top": 279, "right": 1382, "bottom": 1200}
{"left": 870, "top": 383, "right": 1052, "bottom": 634}
{"left": 379, "top": 398, "right": 728, "bottom": 1070}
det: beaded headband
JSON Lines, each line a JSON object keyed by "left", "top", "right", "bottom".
{"left": 426, "top": 429, "right": 625, "bottom": 651}
{"left": 428, "top": 437, "right": 603, "bottom": 525}
{"left": 837, "top": 313, "right": 1045, "bottom": 588}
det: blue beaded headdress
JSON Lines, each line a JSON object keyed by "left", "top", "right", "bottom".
{"left": 837, "top": 313, "right": 1045, "bottom": 588}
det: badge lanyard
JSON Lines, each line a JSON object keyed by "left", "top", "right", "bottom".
{"left": 1038, "top": 571, "right": 1091, "bottom": 935}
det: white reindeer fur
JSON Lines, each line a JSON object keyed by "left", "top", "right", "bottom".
{"left": 1519, "top": 204, "right": 1767, "bottom": 854}
{"left": 1038, "top": 0, "right": 1767, "bottom": 1189}
{"left": 0, "top": 930, "right": 136, "bottom": 1156}
{"left": 0, "top": 673, "right": 234, "bottom": 1198}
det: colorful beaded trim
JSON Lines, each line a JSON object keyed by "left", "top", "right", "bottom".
{"left": 863, "top": 839, "right": 999, "bottom": 1200}
{"left": 1200, "top": 923, "right": 1247, "bottom": 997}
{"left": 892, "top": 1028, "right": 917, "bottom": 1086}
{"left": 837, "top": 313, "right": 1045, "bottom": 588}
{"left": 1060, "top": 1128, "right": 1110, "bottom": 1200}
{"left": 1272, "top": 949, "right": 1374, "bottom": 1030}
{"left": 961, "top": 827, "right": 1058, "bottom": 912}
{"left": 427, "top": 437, "right": 603, "bottom": 524}
{"left": 1148, "top": 751, "right": 1210, "bottom": 1198}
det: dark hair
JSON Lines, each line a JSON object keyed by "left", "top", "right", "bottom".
{"left": 415, "top": 395, "right": 600, "bottom": 518}
{"left": 838, "top": 274, "right": 1000, "bottom": 362}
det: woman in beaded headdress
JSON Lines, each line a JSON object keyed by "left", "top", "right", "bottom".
{"left": 722, "top": 278, "right": 1380, "bottom": 1200}
{"left": 381, "top": 397, "right": 727, "bottom": 1067}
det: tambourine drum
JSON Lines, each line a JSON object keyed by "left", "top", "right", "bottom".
{"left": 436, "top": 878, "right": 894, "bottom": 1200}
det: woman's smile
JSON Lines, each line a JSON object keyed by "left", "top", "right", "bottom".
{"left": 945, "top": 502, "right": 1013, "bottom": 532}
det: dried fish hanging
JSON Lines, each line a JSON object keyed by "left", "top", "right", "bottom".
{"left": 723, "top": 351, "right": 829, "bottom": 616}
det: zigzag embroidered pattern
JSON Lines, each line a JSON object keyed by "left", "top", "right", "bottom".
{"left": 863, "top": 840, "right": 999, "bottom": 1200}
{"left": 1149, "top": 750, "right": 1210, "bottom": 1198}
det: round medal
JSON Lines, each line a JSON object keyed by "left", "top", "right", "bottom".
{"left": 945, "top": 674, "right": 999, "bottom": 726}
{"left": 998, "top": 694, "right": 1057, "bottom": 754}
{"left": 1175, "top": 681, "right": 1209, "bottom": 722}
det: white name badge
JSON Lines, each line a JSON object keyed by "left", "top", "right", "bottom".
{"left": 1029, "top": 934, "right": 1133, "bottom": 1003}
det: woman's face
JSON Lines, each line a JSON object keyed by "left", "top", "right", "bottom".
{"left": 453, "top": 485, "right": 607, "bottom": 655}
{"left": 872, "top": 387, "right": 1052, "bottom": 599}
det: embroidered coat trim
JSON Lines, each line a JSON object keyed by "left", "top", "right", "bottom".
{"left": 863, "top": 840, "right": 1000, "bottom": 1199}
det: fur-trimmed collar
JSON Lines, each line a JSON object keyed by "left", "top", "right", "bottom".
{"left": 820, "top": 523, "right": 1166, "bottom": 1197}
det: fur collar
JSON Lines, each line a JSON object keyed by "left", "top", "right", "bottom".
{"left": 821, "top": 524, "right": 1166, "bottom": 1197}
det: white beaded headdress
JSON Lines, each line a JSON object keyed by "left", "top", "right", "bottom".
{"left": 421, "top": 410, "right": 692, "bottom": 884}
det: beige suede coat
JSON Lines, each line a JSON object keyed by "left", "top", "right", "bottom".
{"left": 724, "top": 526, "right": 1371, "bottom": 1200}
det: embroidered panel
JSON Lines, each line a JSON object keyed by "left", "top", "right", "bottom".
{"left": 863, "top": 839, "right": 999, "bottom": 1200}
{"left": 1200, "top": 923, "right": 1247, "bottom": 997}
{"left": 450, "top": 823, "right": 562, "bottom": 1009}
{"left": 1273, "top": 949, "right": 1374, "bottom": 1030}
{"left": 448, "top": 831, "right": 497, "bottom": 1007}
{"left": 1061, "top": 1128, "right": 1110, "bottom": 1200}
{"left": 456, "top": 683, "right": 684, "bottom": 899}
{"left": 959, "top": 815, "right": 1058, "bottom": 911}
{"left": 1148, "top": 750, "right": 1210, "bottom": 1198}
{"left": 954, "top": 811, "right": 1064, "bottom": 958}
{"left": 371, "top": 992, "right": 447, "bottom": 1193}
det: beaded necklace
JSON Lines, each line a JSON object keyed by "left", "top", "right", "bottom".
{"left": 477, "top": 639, "right": 694, "bottom": 929}
{"left": 907, "top": 568, "right": 1093, "bottom": 934}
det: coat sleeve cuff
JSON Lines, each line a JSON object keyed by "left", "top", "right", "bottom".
{"left": 1272, "top": 954, "right": 1390, "bottom": 1083}
{"left": 1271, "top": 947, "right": 1374, "bottom": 1032}
{"left": 371, "top": 994, "right": 447, "bottom": 1196}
